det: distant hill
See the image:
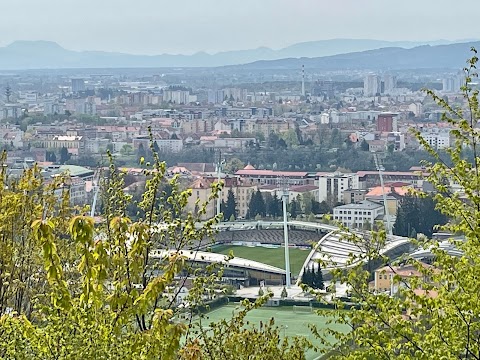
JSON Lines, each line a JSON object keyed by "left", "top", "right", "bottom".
{"left": 0, "top": 39, "right": 476, "bottom": 70}
{"left": 226, "top": 42, "right": 480, "bottom": 71}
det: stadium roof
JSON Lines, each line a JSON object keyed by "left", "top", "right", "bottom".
{"left": 57, "top": 165, "right": 95, "bottom": 178}
{"left": 150, "top": 249, "right": 286, "bottom": 275}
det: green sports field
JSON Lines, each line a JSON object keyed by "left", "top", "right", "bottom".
{"left": 212, "top": 245, "right": 310, "bottom": 277}
{"left": 194, "top": 304, "right": 347, "bottom": 360}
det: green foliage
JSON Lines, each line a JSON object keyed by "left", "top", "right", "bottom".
{"left": 120, "top": 144, "right": 134, "bottom": 156}
{"left": 247, "top": 189, "right": 266, "bottom": 219}
{"left": 289, "top": 198, "right": 299, "bottom": 218}
{"left": 360, "top": 139, "right": 369, "bottom": 151}
{"left": 59, "top": 146, "right": 71, "bottom": 164}
{"left": 224, "top": 157, "right": 245, "bottom": 173}
{"left": 316, "top": 48, "right": 480, "bottom": 359}
{"left": 183, "top": 298, "right": 308, "bottom": 359}
{"left": 393, "top": 194, "right": 447, "bottom": 237}
{"left": 301, "top": 265, "right": 324, "bottom": 290}
{"left": 0, "top": 127, "right": 312, "bottom": 358}
{"left": 265, "top": 192, "right": 281, "bottom": 218}
{"left": 222, "top": 188, "right": 237, "bottom": 221}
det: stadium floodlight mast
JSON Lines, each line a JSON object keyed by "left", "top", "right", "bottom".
{"left": 278, "top": 176, "right": 291, "bottom": 288}
{"left": 90, "top": 169, "right": 101, "bottom": 217}
{"left": 216, "top": 150, "right": 225, "bottom": 218}
{"left": 374, "top": 153, "right": 393, "bottom": 235}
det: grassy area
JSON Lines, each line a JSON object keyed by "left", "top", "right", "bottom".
{"left": 194, "top": 304, "right": 347, "bottom": 360}
{"left": 212, "top": 245, "right": 311, "bottom": 277}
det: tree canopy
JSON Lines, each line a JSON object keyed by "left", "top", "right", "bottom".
{"left": 0, "top": 136, "right": 305, "bottom": 358}
{"left": 315, "top": 48, "right": 480, "bottom": 359}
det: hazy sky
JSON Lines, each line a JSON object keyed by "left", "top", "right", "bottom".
{"left": 1, "top": 0, "right": 479, "bottom": 54}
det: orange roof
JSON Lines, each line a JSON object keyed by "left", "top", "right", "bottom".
{"left": 366, "top": 185, "right": 410, "bottom": 197}
{"left": 190, "top": 178, "right": 212, "bottom": 189}
{"left": 413, "top": 289, "right": 438, "bottom": 298}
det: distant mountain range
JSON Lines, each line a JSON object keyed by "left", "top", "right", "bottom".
{"left": 0, "top": 39, "right": 477, "bottom": 70}
{"left": 224, "top": 42, "right": 480, "bottom": 71}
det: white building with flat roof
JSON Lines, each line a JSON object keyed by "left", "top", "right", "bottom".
{"left": 333, "top": 200, "right": 385, "bottom": 229}
{"left": 318, "top": 172, "right": 359, "bottom": 203}
{"left": 420, "top": 129, "right": 451, "bottom": 149}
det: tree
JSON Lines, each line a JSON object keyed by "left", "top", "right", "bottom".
{"left": 192, "top": 299, "right": 307, "bottom": 359}
{"left": 282, "top": 129, "right": 300, "bottom": 147}
{"left": 277, "top": 138, "right": 287, "bottom": 149}
{"left": 264, "top": 192, "right": 273, "bottom": 217}
{"left": 316, "top": 49, "right": 480, "bottom": 359}
{"left": 246, "top": 192, "right": 257, "bottom": 219}
{"left": 266, "top": 193, "right": 281, "bottom": 218}
{"left": 360, "top": 139, "right": 369, "bottom": 151}
{"left": 301, "top": 264, "right": 324, "bottom": 289}
{"left": 289, "top": 198, "right": 298, "bottom": 219}
{"left": 311, "top": 199, "right": 323, "bottom": 214}
{"left": 0, "top": 133, "right": 307, "bottom": 358}
{"left": 312, "top": 267, "right": 325, "bottom": 290}
{"left": 300, "top": 266, "right": 311, "bottom": 287}
{"left": 301, "top": 192, "right": 315, "bottom": 215}
{"left": 46, "top": 150, "right": 57, "bottom": 163}
{"left": 272, "top": 193, "right": 281, "bottom": 218}
{"left": 152, "top": 141, "right": 160, "bottom": 154}
{"left": 120, "top": 144, "right": 134, "bottom": 156}
{"left": 59, "top": 146, "right": 71, "bottom": 164}
{"left": 247, "top": 190, "right": 266, "bottom": 219}
{"left": 137, "top": 143, "right": 146, "bottom": 160}
{"left": 223, "top": 188, "right": 237, "bottom": 221}
{"left": 393, "top": 194, "right": 447, "bottom": 237}
{"left": 224, "top": 157, "right": 245, "bottom": 173}
{"left": 267, "top": 133, "right": 279, "bottom": 148}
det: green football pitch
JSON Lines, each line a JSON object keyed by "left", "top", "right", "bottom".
{"left": 212, "top": 245, "right": 311, "bottom": 277}
{"left": 193, "top": 304, "right": 348, "bottom": 360}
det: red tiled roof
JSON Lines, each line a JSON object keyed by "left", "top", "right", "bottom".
{"left": 356, "top": 171, "right": 425, "bottom": 177}
{"left": 235, "top": 169, "right": 308, "bottom": 177}
{"left": 290, "top": 185, "right": 318, "bottom": 192}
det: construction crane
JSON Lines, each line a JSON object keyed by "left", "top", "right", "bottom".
{"left": 374, "top": 153, "right": 393, "bottom": 235}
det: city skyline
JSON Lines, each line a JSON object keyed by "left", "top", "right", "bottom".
{"left": 2, "top": 0, "right": 480, "bottom": 55}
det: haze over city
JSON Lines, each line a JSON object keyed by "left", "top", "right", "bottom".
{"left": 2, "top": 0, "right": 480, "bottom": 54}
{"left": 1, "top": 1, "right": 480, "bottom": 359}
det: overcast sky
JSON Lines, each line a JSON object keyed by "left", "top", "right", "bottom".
{"left": 1, "top": 0, "right": 479, "bottom": 54}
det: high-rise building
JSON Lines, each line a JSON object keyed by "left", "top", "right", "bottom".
{"left": 312, "top": 80, "right": 335, "bottom": 99}
{"left": 163, "top": 90, "right": 191, "bottom": 104}
{"left": 207, "top": 90, "right": 225, "bottom": 104}
{"left": 442, "top": 74, "right": 463, "bottom": 93}
{"left": 364, "top": 74, "right": 381, "bottom": 97}
{"left": 71, "top": 78, "right": 85, "bottom": 93}
{"left": 222, "top": 88, "right": 247, "bottom": 102}
{"left": 376, "top": 113, "right": 397, "bottom": 132}
{"left": 383, "top": 75, "right": 397, "bottom": 94}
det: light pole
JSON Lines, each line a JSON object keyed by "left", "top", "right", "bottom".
{"left": 216, "top": 151, "right": 225, "bottom": 219}
{"left": 280, "top": 176, "right": 291, "bottom": 288}
{"left": 374, "top": 153, "right": 392, "bottom": 235}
